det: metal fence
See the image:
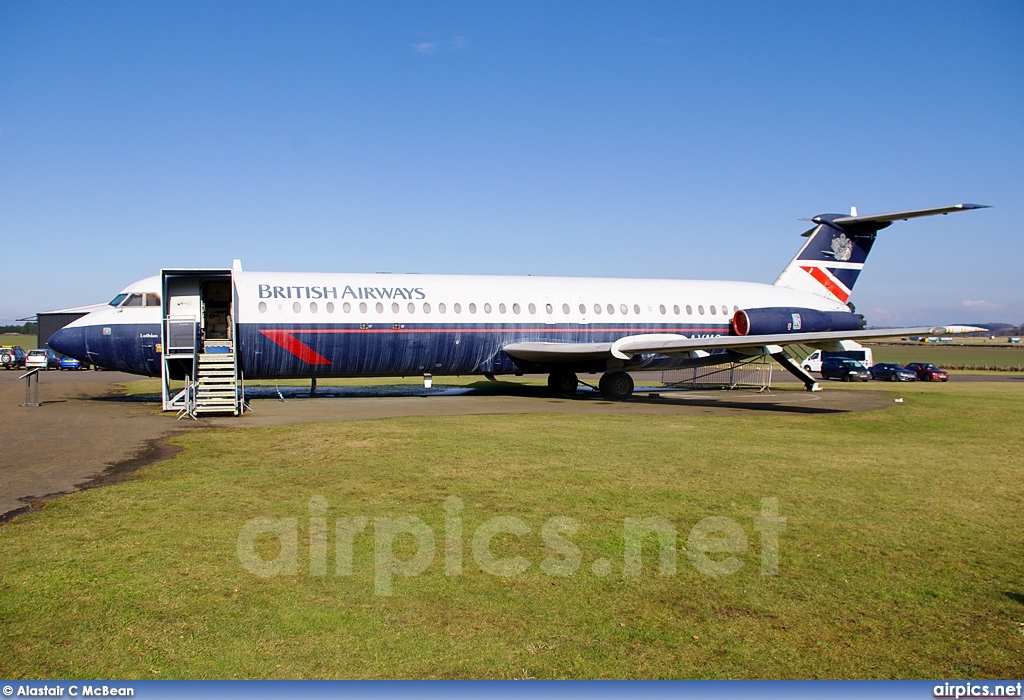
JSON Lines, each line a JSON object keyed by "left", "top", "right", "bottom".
{"left": 661, "top": 361, "right": 772, "bottom": 390}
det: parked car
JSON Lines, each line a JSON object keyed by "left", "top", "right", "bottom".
{"left": 905, "top": 362, "right": 950, "bottom": 382}
{"left": 821, "top": 357, "right": 871, "bottom": 382}
{"left": 25, "top": 348, "right": 61, "bottom": 370}
{"left": 869, "top": 362, "right": 918, "bottom": 382}
{"left": 59, "top": 355, "right": 89, "bottom": 370}
{"left": 1, "top": 345, "right": 27, "bottom": 369}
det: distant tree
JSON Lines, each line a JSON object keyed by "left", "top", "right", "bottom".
{"left": 0, "top": 322, "right": 37, "bottom": 335}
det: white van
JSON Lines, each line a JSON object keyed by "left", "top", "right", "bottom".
{"left": 801, "top": 342, "right": 873, "bottom": 374}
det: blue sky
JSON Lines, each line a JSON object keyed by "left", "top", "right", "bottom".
{"left": 1, "top": 1, "right": 1021, "bottom": 326}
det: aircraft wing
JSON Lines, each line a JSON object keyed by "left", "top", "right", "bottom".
{"left": 503, "top": 325, "right": 985, "bottom": 363}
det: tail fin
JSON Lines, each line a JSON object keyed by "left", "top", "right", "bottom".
{"left": 773, "top": 203, "right": 989, "bottom": 304}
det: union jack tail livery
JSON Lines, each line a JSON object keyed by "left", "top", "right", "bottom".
{"left": 774, "top": 203, "right": 989, "bottom": 306}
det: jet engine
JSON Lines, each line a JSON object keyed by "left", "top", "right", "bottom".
{"left": 732, "top": 307, "right": 865, "bottom": 336}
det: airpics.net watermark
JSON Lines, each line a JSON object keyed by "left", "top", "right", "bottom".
{"left": 236, "top": 496, "right": 786, "bottom": 595}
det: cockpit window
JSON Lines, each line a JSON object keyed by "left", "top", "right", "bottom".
{"left": 145, "top": 293, "right": 161, "bottom": 307}
{"left": 109, "top": 293, "right": 128, "bottom": 307}
{"left": 123, "top": 294, "right": 143, "bottom": 307}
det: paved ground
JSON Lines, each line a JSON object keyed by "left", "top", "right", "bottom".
{"left": 2, "top": 367, "right": 1006, "bottom": 521}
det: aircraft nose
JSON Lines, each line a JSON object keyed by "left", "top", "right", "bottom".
{"left": 48, "top": 325, "right": 87, "bottom": 361}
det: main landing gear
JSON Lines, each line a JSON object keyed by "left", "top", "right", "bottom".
{"left": 598, "top": 371, "right": 634, "bottom": 401}
{"left": 547, "top": 371, "right": 579, "bottom": 396}
{"left": 546, "top": 370, "right": 636, "bottom": 401}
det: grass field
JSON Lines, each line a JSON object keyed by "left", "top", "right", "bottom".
{"left": 0, "top": 334, "right": 37, "bottom": 350}
{"left": 868, "top": 344, "right": 1024, "bottom": 370}
{"left": 1, "top": 382, "right": 1022, "bottom": 679}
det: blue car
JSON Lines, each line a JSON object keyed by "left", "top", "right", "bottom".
{"left": 869, "top": 362, "right": 917, "bottom": 382}
{"left": 59, "top": 355, "right": 87, "bottom": 370}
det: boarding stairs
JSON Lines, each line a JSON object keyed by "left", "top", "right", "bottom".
{"left": 193, "top": 339, "right": 240, "bottom": 416}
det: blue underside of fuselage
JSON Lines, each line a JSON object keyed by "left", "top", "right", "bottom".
{"left": 51, "top": 321, "right": 738, "bottom": 378}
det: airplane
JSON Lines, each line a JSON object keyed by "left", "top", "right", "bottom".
{"left": 49, "top": 203, "right": 988, "bottom": 414}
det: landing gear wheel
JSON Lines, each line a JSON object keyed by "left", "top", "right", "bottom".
{"left": 599, "top": 371, "right": 634, "bottom": 401}
{"left": 547, "top": 371, "right": 579, "bottom": 396}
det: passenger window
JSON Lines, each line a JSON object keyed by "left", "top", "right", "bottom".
{"left": 469, "top": 303, "right": 477, "bottom": 314}
{"left": 123, "top": 294, "right": 143, "bottom": 307}
{"left": 579, "top": 303, "right": 586, "bottom": 314}
{"left": 145, "top": 293, "right": 161, "bottom": 307}
{"left": 710, "top": 305, "right": 716, "bottom": 315}
{"left": 633, "top": 304, "right": 641, "bottom": 314}
{"left": 393, "top": 302, "right": 401, "bottom": 313}
{"left": 528, "top": 303, "right": 536, "bottom": 314}
{"left": 673, "top": 304, "right": 680, "bottom": 315}
{"left": 722, "top": 305, "right": 728, "bottom": 315}
{"left": 606, "top": 304, "right": 614, "bottom": 315}
{"left": 258, "top": 302, "right": 267, "bottom": 313}
{"left": 327, "top": 302, "right": 336, "bottom": 313}
{"left": 593, "top": 304, "right": 602, "bottom": 315}
{"left": 343, "top": 302, "right": 352, "bottom": 313}
{"left": 454, "top": 303, "right": 462, "bottom": 314}
{"left": 407, "top": 302, "right": 415, "bottom": 313}
{"left": 545, "top": 303, "right": 553, "bottom": 314}
{"left": 293, "top": 302, "right": 301, "bottom": 313}
{"left": 619, "top": 304, "right": 628, "bottom": 315}
{"left": 310, "top": 302, "right": 318, "bottom": 313}
{"left": 375, "top": 302, "right": 384, "bottom": 313}
{"left": 562, "top": 303, "right": 570, "bottom": 315}
{"left": 484, "top": 303, "right": 492, "bottom": 314}
{"left": 359, "top": 302, "right": 367, "bottom": 313}
{"left": 698, "top": 305, "right": 704, "bottom": 315}
{"left": 423, "top": 303, "right": 431, "bottom": 314}
{"left": 686, "top": 305, "right": 692, "bottom": 315}
{"left": 659, "top": 305, "right": 666, "bottom": 314}
{"left": 499, "top": 303, "right": 506, "bottom": 314}
{"left": 438, "top": 303, "right": 446, "bottom": 314}
{"left": 513, "top": 303, "right": 521, "bottom": 314}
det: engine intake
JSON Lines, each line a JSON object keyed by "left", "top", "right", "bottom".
{"left": 732, "top": 307, "right": 865, "bottom": 336}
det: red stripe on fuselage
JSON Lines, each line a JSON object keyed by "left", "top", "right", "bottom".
{"left": 800, "top": 266, "right": 850, "bottom": 303}
{"left": 258, "top": 329, "right": 333, "bottom": 365}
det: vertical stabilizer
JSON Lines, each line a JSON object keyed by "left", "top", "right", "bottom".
{"left": 773, "top": 203, "right": 989, "bottom": 304}
{"left": 773, "top": 216, "right": 875, "bottom": 304}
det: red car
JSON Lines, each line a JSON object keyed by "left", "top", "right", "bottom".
{"left": 905, "top": 362, "right": 950, "bottom": 381}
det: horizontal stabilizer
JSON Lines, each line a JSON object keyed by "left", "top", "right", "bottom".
{"left": 827, "top": 203, "right": 989, "bottom": 227}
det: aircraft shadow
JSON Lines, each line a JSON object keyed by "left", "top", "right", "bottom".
{"left": 95, "top": 381, "right": 855, "bottom": 415}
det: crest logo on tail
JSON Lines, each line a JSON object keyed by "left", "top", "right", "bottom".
{"left": 830, "top": 234, "right": 854, "bottom": 262}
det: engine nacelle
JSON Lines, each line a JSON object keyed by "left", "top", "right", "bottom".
{"left": 732, "top": 307, "right": 865, "bottom": 336}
